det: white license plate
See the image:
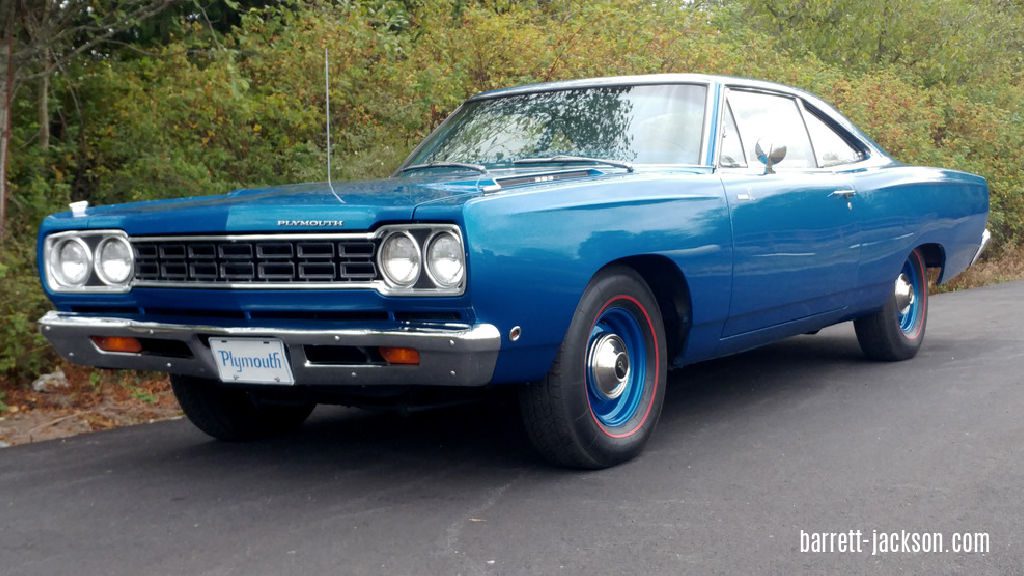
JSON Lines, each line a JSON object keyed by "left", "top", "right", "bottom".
{"left": 209, "top": 338, "right": 295, "bottom": 385}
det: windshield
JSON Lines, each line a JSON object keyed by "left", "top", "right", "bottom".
{"left": 404, "top": 84, "right": 708, "bottom": 169}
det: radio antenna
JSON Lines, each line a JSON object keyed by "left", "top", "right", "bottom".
{"left": 324, "top": 48, "right": 342, "bottom": 202}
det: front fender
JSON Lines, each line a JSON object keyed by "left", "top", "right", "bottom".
{"left": 459, "top": 173, "right": 733, "bottom": 383}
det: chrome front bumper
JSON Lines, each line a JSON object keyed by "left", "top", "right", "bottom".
{"left": 38, "top": 311, "right": 501, "bottom": 387}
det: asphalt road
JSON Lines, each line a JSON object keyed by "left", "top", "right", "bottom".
{"left": 2, "top": 282, "right": 1023, "bottom": 576}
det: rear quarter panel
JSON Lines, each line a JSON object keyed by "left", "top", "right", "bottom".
{"left": 456, "top": 171, "right": 732, "bottom": 384}
{"left": 852, "top": 165, "right": 988, "bottom": 312}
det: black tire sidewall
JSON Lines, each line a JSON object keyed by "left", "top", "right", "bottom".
{"left": 854, "top": 248, "right": 929, "bottom": 361}
{"left": 170, "top": 374, "right": 314, "bottom": 441}
{"left": 887, "top": 248, "right": 929, "bottom": 354}
{"left": 557, "top": 267, "right": 668, "bottom": 465}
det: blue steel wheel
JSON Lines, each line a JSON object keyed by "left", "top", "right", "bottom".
{"left": 895, "top": 257, "right": 926, "bottom": 337}
{"left": 855, "top": 249, "right": 929, "bottom": 361}
{"left": 585, "top": 300, "right": 653, "bottom": 433}
{"left": 519, "top": 266, "right": 668, "bottom": 469}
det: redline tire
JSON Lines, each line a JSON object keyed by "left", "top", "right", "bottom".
{"left": 519, "top": 266, "right": 668, "bottom": 469}
{"left": 854, "top": 248, "right": 929, "bottom": 361}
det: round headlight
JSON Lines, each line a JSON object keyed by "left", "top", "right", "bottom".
{"left": 379, "top": 231, "right": 421, "bottom": 287}
{"left": 425, "top": 231, "right": 465, "bottom": 288}
{"left": 50, "top": 238, "right": 92, "bottom": 287}
{"left": 95, "top": 236, "right": 134, "bottom": 285}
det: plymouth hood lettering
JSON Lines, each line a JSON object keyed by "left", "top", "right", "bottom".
{"left": 276, "top": 219, "right": 345, "bottom": 227}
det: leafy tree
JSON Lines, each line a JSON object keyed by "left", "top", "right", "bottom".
{"left": 0, "top": 0, "right": 177, "bottom": 241}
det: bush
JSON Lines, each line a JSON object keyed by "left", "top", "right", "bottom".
{"left": 1, "top": 0, "right": 1022, "bottom": 386}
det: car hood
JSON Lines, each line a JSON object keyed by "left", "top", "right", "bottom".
{"left": 40, "top": 166, "right": 707, "bottom": 236}
{"left": 42, "top": 174, "right": 495, "bottom": 235}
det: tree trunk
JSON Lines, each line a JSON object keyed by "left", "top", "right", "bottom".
{"left": 38, "top": 63, "right": 48, "bottom": 150}
{"left": 0, "top": 31, "right": 13, "bottom": 244}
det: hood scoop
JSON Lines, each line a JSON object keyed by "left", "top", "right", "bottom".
{"left": 486, "top": 169, "right": 598, "bottom": 192}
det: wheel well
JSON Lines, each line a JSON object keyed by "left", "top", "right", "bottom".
{"left": 916, "top": 243, "right": 946, "bottom": 279}
{"left": 606, "top": 255, "right": 692, "bottom": 360}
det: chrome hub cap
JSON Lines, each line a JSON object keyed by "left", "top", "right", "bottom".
{"left": 588, "top": 333, "right": 630, "bottom": 400}
{"left": 895, "top": 273, "right": 915, "bottom": 315}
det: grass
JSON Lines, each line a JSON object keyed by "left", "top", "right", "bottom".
{"left": 937, "top": 245, "right": 1024, "bottom": 293}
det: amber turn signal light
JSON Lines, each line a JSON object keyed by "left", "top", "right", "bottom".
{"left": 379, "top": 346, "right": 420, "bottom": 365}
{"left": 91, "top": 336, "right": 143, "bottom": 354}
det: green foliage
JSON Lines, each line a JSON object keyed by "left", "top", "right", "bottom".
{"left": 0, "top": 242, "right": 50, "bottom": 378}
{"left": 1, "top": 0, "right": 1022, "bottom": 385}
{"left": 129, "top": 385, "right": 159, "bottom": 404}
{"left": 717, "top": 0, "right": 1024, "bottom": 88}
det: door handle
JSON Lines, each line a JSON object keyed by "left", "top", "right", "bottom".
{"left": 829, "top": 189, "right": 857, "bottom": 199}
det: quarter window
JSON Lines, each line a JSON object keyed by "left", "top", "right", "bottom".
{"left": 804, "top": 109, "right": 863, "bottom": 167}
{"left": 719, "top": 102, "right": 746, "bottom": 168}
{"left": 726, "top": 90, "right": 816, "bottom": 169}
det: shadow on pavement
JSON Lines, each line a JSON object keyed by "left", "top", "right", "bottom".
{"left": 121, "top": 329, "right": 868, "bottom": 478}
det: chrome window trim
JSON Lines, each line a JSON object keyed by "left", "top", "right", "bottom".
{"left": 798, "top": 100, "right": 870, "bottom": 169}
{"left": 468, "top": 77, "right": 715, "bottom": 101}
{"left": 403, "top": 81, "right": 714, "bottom": 173}
{"left": 715, "top": 86, "right": 873, "bottom": 174}
{"left": 697, "top": 82, "right": 715, "bottom": 166}
{"left": 794, "top": 97, "right": 820, "bottom": 168}
{"left": 719, "top": 87, "right": 819, "bottom": 172}
{"left": 714, "top": 90, "right": 748, "bottom": 170}
{"left": 47, "top": 225, "right": 467, "bottom": 297}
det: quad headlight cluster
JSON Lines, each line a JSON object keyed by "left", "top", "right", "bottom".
{"left": 377, "top": 225, "right": 466, "bottom": 295}
{"left": 44, "top": 230, "right": 134, "bottom": 293}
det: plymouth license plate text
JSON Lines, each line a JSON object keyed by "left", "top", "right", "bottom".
{"left": 209, "top": 338, "right": 295, "bottom": 385}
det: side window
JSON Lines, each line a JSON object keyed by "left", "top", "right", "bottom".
{"left": 719, "top": 102, "right": 746, "bottom": 168}
{"left": 726, "top": 90, "right": 816, "bottom": 169}
{"left": 803, "top": 108, "right": 863, "bottom": 167}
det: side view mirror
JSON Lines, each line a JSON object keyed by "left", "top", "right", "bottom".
{"left": 754, "top": 139, "right": 787, "bottom": 174}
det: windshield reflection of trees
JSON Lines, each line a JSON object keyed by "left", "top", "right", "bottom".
{"left": 422, "top": 87, "right": 637, "bottom": 165}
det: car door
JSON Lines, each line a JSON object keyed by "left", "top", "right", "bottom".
{"left": 718, "top": 88, "right": 859, "bottom": 337}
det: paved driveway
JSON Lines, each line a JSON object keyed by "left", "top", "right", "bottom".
{"left": 2, "top": 282, "right": 1022, "bottom": 575}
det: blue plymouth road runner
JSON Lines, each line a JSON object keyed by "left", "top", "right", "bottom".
{"left": 38, "top": 75, "right": 989, "bottom": 468}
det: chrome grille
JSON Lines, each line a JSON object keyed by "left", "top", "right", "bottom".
{"left": 133, "top": 236, "right": 379, "bottom": 285}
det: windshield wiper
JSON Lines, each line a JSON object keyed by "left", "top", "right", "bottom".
{"left": 513, "top": 156, "right": 635, "bottom": 173}
{"left": 401, "top": 161, "right": 488, "bottom": 174}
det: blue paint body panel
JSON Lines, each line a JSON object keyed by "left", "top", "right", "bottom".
{"left": 37, "top": 74, "right": 989, "bottom": 385}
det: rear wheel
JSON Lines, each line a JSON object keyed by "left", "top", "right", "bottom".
{"left": 854, "top": 248, "right": 929, "bottom": 361}
{"left": 170, "top": 374, "right": 315, "bottom": 441}
{"left": 519, "top": 266, "right": 667, "bottom": 469}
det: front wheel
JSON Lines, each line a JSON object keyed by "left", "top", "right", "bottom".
{"left": 170, "top": 375, "right": 315, "bottom": 441}
{"left": 854, "top": 248, "right": 929, "bottom": 361}
{"left": 519, "top": 266, "right": 668, "bottom": 469}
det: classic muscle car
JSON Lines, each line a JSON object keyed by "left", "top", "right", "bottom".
{"left": 37, "top": 74, "right": 989, "bottom": 468}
